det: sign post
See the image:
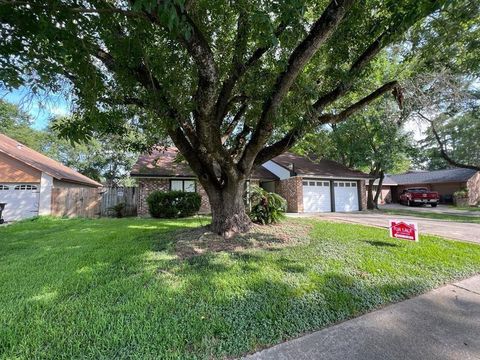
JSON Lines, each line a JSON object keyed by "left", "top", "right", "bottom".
{"left": 389, "top": 220, "right": 419, "bottom": 242}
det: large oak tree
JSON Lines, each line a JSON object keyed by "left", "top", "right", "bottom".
{"left": 1, "top": 0, "right": 450, "bottom": 235}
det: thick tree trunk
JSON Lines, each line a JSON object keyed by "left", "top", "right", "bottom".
{"left": 373, "top": 172, "right": 384, "bottom": 209}
{"left": 204, "top": 179, "right": 252, "bottom": 237}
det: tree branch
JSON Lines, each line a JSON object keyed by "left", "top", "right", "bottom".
{"left": 222, "top": 103, "right": 247, "bottom": 144}
{"left": 241, "top": 0, "right": 355, "bottom": 171}
{"left": 254, "top": 80, "right": 398, "bottom": 166}
{"left": 215, "top": 20, "right": 287, "bottom": 124}
{"left": 418, "top": 112, "right": 480, "bottom": 171}
{"left": 318, "top": 80, "right": 399, "bottom": 124}
{"left": 312, "top": 30, "right": 389, "bottom": 113}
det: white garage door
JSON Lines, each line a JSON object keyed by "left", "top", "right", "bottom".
{"left": 303, "top": 180, "right": 331, "bottom": 212}
{"left": 0, "top": 184, "right": 40, "bottom": 222}
{"left": 334, "top": 181, "right": 359, "bottom": 212}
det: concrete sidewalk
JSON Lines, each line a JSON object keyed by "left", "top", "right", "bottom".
{"left": 244, "top": 275, "right": 480, "bottom": 360}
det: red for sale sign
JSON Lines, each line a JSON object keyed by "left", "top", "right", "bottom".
{"left": 389, "top": 220, "right": 419, "bottom": 242}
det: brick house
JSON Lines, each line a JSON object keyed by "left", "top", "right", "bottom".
{"left": 369, "top": 168, "right": 480, "bottom": 205}
{"left": 131, "top": 148, "right": 370, "bottom": 215}
{"left": 0, "top": 133, "right": 101, "bottom": 222}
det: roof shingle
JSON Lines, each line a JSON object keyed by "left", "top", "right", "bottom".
{"left": 131, "top": 148, "right": 369, "bottom": 180}
{"left": 131, "top": 147, "right": 279, "bottom": 180}
{"left": 272, "top": 152, "right": 370, "bottom": 179}
{"left": 389, "top": 168, "right": 477, "bottom": 185}
{"left": 0, "top": 133, "right": 102, "bottom": 187}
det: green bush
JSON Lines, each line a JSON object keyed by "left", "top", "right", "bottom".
{"left": 248, "top": 185, "right": 287, "bottom": 225}
{"left": 454, "top": 188, "right": 468, "bottom": 198}
{"left": 109, "top": 202, "right": 126, "bottom": 218}
{"left": 147, "top": 191, "right": 201, "bottom": 218}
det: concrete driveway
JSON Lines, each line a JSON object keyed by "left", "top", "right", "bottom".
{"left": 310, "top": 212, "right": 480, "bottom": 245}
{"left": 380, "top": 203, "right": 480, "bottom": 217}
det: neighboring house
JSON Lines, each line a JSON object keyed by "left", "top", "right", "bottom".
{"left": 369, "top": 168, "right": 480, "bottom": 205}
{"left": 0, "top": 133, "right": 102, "bottom": 222}
{"left": 131, "top": 148, "right": 370, "bottom": 214}
{"left": 368, "top": 175, "right": 398, "bottom": 205}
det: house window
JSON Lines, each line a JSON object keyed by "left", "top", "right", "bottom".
{"left": 14, "top": 184, "right": 38, "bottom": 191}
{"left": 170, "top": 180, "right": 196, "bottom": 192}
{"left": 0, "top": 185, "right": 9, "bottom": 190}
{"left": 309, "top": 181, "right": 315, "bottom": 186}
{"left": 345, "top": 183, "right": 351, "bottom": 187}
{"left": 351, "top": 182, "right": 357, "bottom": 187}
{"left": 302, "top": 181, "right": 308, "bottom": 186}
{"left": 323, "top": 182, "right": 329, "bottom": 187}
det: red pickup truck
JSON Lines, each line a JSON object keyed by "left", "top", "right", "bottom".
{"left": 399, "top": 188, "right": 440, "bottom": 207}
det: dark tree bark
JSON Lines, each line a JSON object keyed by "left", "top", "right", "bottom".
{"left": 367, "top": 169, "right": 384, "bottom": 210}
{"left": 367, "top": 178, "right": 375, "bottom": 210}
{"left": 203, "top": 178, "right": 252, "bottom": 236}
{"left": 373, "top": 172, "right": 385, "bottom": 208}
{"left": 421, "top": 114, "right": 480, "bottom": 171}
{"left": 16, "top": 0, "right": 441, "bottom": 236}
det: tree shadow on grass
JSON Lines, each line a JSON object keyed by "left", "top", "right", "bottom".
{"left": 364, "top": 240, "right": 400, "bottom": 247}
{"left": 3, "top": 217, "right": 477, "bottom": 359}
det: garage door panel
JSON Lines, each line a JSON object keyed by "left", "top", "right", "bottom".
{"left": 303, "top": 180, "right": 331, "bottom": 213}
{"left": 0, "top": 184, "right": 40, "bottom": 221}
{"left": 334, "top": 181, "right": 359, "bottom": 212}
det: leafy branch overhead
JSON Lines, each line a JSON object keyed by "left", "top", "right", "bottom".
{"left": 0, "top": 0, "right": 460, "bottom": 233}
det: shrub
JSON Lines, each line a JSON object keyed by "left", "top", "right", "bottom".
{"left": 147, "top": 191, "right": 201, "bottom": 218}
{"left": 109, "top": 202, "right": 126, "bottom": 218}
{"left": 454, "top": 188, "right": 468, "bottom": 198}
{"left": 248, "top": 185, "right": 287, "bottom": 225}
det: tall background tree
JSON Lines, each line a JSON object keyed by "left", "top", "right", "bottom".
{"left": 0, "top": 0, "right": 464, "bottom": 235}
{"left": 0, "top": 100, "right": 139, "bottom": 185}
{"left": 294, "top": 98, "right": 413, "bottom": 209}
{"left": 404, "top": 71, "right": 480, "bottom": 171}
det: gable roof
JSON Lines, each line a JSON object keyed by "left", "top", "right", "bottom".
{"left": 389, "top": 168, "right": 477, "bottom": 185}
{"left": 0, "top": 133, "right": 102, "bottom": 187}
{"left": 131, "top": 148, "right": 369, "bottom": 180}
{"left": 272, "top": 152, "right": 370, "bottom": 179}
{"left": 130, "top": 147, "right": 279, "bottom": 180}
{"left": 373, "top": 175, "right": 398, "bottom": 186}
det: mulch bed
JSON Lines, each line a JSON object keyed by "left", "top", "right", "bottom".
{"left": 174, "top": 220, "right": 313, "bottom": 259}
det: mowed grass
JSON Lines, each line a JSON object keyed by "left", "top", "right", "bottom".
{"left": 1, "top": 217, "right": 480, "bottom": 359}
{"left": 379, "top": 208, "right": 480, "bottom": 223}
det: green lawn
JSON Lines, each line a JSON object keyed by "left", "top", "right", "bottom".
{"left": 379, "top": 208, "right": 480, "bottom": 223}
{"left": 1, "top": 217, "right": 480, "bottom": 359}
{"left": 450, "top": 206, "right": 480, "bottom": 212}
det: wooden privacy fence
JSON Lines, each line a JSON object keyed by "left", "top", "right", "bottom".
{"left": 100, "top": 187, "right": 137, "bottom": 217}
{"left": 51, "top": 187, "right": 137, "bottom": 218}
{"left": 51, "top": 188, "right": 102, "bottom": 218}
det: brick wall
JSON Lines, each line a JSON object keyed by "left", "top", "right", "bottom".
{"left": 137, "top": 178, "right": 212, "bottom": 216}
{"left": 359, "top": 180, "right": 367, "bottom": 210}
{"left": 137, "top": 178, "right": 170, "bottom": 216}
{"left": 276, "top": 177, "right": 303, "bottom": 212}
{"left": 467, "top": 172, "right": 480, "bottom": 205}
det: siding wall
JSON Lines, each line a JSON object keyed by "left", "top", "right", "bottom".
{"left": 0, "top": 152, "right": 41, "bottom": 183}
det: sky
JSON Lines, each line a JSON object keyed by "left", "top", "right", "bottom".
{"left": 1, "top": 87, "right": 71, "bottom": 130}
{"left": 2, "top": 85, "right": 429, "bottom": 141}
